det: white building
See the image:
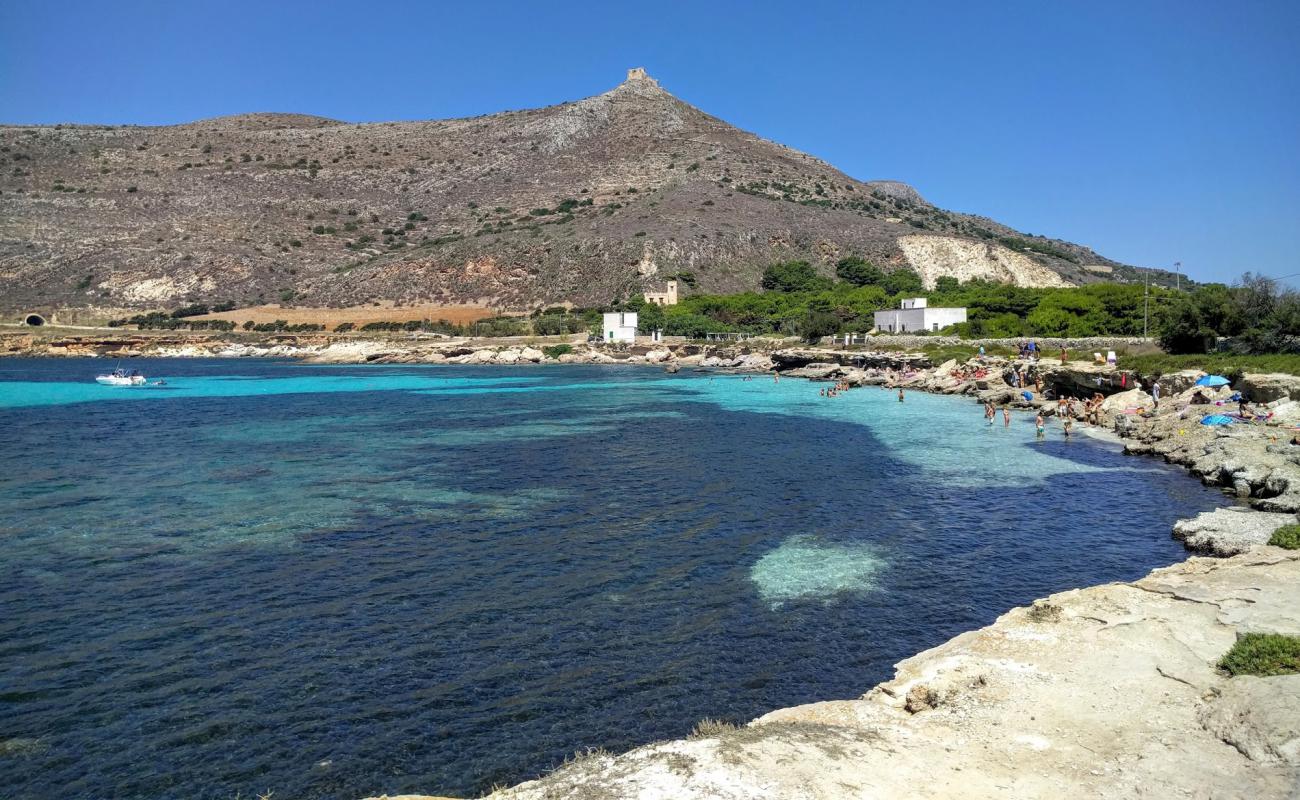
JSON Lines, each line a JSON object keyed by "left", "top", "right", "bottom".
{"left": 873, "top": 297, "right": 967, "bottom": 333}
{"left": 602, "top": 312, "right": 638, "bottom": 343}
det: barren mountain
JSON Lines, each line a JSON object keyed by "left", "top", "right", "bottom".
{"left": 0, "top": 69, "right": 1165, "bottom": 316}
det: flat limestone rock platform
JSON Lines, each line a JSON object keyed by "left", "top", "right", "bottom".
{"left": 1173, "top": 507, "right": 1295, "bottom": 556}
{"left": 482, "top": 549, "right": 1300, "bottom": 799}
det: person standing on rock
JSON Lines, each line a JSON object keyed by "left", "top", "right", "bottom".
{"left": 1151, "top": 378, "right": 1162, "bottom": 410}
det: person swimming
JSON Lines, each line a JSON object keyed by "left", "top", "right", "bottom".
{"left": 1003, "top": 407, "right": 1011, "bottom": 428}
{"left": 898, "top": 388, "right": 905, "bottom": 403}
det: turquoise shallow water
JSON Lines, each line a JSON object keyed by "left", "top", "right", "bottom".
{"left": 0, "top": 359, "right": 1227, "bottom": 798}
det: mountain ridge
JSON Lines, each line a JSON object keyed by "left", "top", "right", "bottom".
{"left": 0, "top": 68, "right": 1173, "bottom": 315}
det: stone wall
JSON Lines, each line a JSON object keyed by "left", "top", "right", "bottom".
{"left": 837, "top": 334, "right": 1153, "bottom": 352}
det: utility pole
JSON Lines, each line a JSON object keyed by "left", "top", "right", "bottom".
{"left": 1174, "top": 261, "right": 1182, "bottom": 291}
{"left": 1143, "top": 267, "right": 1149, "bottom": 339}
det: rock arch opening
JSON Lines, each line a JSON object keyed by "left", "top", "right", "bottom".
{"left": 23, "top": 314, "right": 46, "bottom": 327}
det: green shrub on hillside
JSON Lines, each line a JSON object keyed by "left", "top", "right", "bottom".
{"left": 171, "top": 303, "right": 209, "bottom": 318}
{"left": 835, "top": 256, "right": 884, "bottom": 287}
{"left": 761, "top": 260, "right": 832, "bottom": 293}
{"left": 542, "top": 344, "right": 573, "bottom": 359}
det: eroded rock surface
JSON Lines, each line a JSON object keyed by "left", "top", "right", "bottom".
{"left": 485, "top": 551, "right": 1300, "bottom": 800}
{"left": 1173, "top": 507, "right": 1295, "bottom": 555}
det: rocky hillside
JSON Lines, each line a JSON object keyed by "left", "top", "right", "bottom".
{"left": 0, "top": 69, "right": 1170, "bottom": 315}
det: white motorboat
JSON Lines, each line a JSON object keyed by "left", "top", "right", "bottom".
{"left": 95, "top": 368, "right": 146, "bottom": 386}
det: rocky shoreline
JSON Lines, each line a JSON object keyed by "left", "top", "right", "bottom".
{"left": 10, "top": 330, "right": 1299, "bottom": 535}
{"left": 5, "top": 331, "right": 1299, "bottom": 798}
{"left": 447, "top": 548, "right": 1298, "bottom": 800}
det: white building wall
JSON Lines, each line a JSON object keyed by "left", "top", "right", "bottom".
{"left": 602, "top": 312, "right": 638, "bottom": 343}
{"left": 873, "top": 306, "right": 967, "bottom": 333}
{"left": 921, "top": 307, "right": 967, "bottom": 331}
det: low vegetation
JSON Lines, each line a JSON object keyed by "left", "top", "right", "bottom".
{"left": 1268, "top": 524, "right": 1300, "bottom": 550}
{"left": 611, "top": 259, "right": 1298, "bottom": 356}
{"left": 530, "top": 306, "right": 589, "bottom": 336}
{"left": 241, "top": 320, "right": 323, "bottom": 333}
{"left": 688, "top": 718, "right": 739, "bottom": 739}
{"left": 1118, "top": 352, "right": 1300, "bottom": 380}
{"left": 108, "top": 311, "right": 236, "bottom": 331}
{"left": 1218, "top": 633, "right": 1300, "bottom": 677}
{"left": 351, "top": 319, "right": 460, "bottom": 334}
{"left": 335, "top": 316, "right": 531, "bottom": 337}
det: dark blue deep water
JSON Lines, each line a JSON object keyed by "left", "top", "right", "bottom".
{"left": 0, "top": 359, "right": 1228, "bottom": 799}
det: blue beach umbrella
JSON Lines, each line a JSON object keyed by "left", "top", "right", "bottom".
{"left": 1195, "top": 375, "right": 1230, "bottom": 387}
{"left": 1200, "top": 414, "right": 1234, "bottom": 426}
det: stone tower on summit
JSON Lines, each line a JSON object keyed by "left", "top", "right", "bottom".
{"left": 625, "top": 67, "right": 659, "bottom": 86}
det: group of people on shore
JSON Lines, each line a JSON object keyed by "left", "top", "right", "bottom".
{"left": 949, "top": 364, "right": 990, "bottom": 382}
{"left": 1009, "top": 365, "right": 1044, "bottom": 394}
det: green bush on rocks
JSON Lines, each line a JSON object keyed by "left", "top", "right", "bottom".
{"left": 1219, "top": 633, "right": 1300, "bottom": 677}
{"left": 1268, "top": 524, "right": 1300, "bottom": 550}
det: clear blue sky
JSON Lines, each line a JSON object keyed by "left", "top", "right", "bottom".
{"left": 3, "top": 0, "right": 1297, "bottom": 285}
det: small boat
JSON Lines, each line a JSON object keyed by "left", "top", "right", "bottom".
{"left": 95, "top": 367, "right": 147, "bottom": 386}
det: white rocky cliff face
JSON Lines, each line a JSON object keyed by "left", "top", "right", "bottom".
{"left": 899, "top": 234, "right": 1076, "bottom": 289}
